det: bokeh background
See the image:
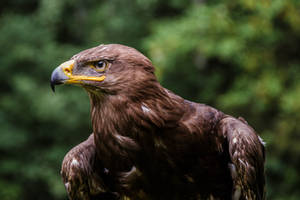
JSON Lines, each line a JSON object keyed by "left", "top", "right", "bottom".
{"left": 0, "top": 0, "right": 299, "bottom": 199}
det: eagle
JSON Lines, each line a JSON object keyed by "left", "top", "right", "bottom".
{"left": 50, "top": 44, "right": 266, "bottom": 200}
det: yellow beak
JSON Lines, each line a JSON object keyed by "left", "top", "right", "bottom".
{"left": 50, "top": 60, "right": 106, "bottom": 91}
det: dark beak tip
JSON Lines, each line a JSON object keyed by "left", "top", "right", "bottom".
{"left": 50, "top": 80, "right": 64, "bottom": 92}
{"left": 50, "top": 66, "right": 68, "bottom": 92}
{"left": 50, "top": 82, "right": 56, "bottom": 92}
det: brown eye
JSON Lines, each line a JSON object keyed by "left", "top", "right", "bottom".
{"left": 93, "top": 60, "right": 107, "bottom": 72}
{"left": 96, "top": 61, "right": 105, "bottom": 68}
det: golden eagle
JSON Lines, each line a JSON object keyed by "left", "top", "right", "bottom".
{"left": 50, "top": 44, "right": 266, "bottom": 200}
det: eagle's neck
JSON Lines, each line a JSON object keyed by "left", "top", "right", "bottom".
{"left": 88, "top": 83, "right": 185, "bottom": 166}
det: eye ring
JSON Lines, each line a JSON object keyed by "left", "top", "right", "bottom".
{"left": 92, "top": 60, "right": 108, "bottom": 72}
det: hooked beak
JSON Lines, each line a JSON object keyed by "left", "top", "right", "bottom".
{"left": 50, "top": 60, "right": 106, "bottom": 92}
{"left": 50, "top": 60, "right": 74, "bottom": 92}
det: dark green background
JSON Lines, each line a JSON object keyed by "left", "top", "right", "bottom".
{"left": 0, "top": 0, "right": 299, "bottom": 199}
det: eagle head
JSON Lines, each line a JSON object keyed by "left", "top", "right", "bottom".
{"left": 50, "top": 44, "right": 155, "bottom": 96}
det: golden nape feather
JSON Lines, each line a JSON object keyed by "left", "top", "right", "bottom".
{"left": 52, "top": 44, "right": 266, "bottom": 200}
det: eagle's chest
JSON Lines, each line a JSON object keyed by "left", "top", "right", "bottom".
{"left": 130, "top": 132, "right": 232, "bottom": 199}
{"left": 94, "top": 123, "right": 232, "bottom": 199}
{"left": 146, "top": 145, "right": 232, "bottom": 198}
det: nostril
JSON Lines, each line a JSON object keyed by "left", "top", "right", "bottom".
{"left": 64, "top": 68, "right": 73, "bottom": 75}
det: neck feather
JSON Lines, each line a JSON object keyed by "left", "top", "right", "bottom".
{"left": 88, "top": 83, "right": 185, "bottom": 155}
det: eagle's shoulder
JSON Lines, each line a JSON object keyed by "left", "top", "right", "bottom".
{"left": 179, "top": 100, "right": 225, "bottom": 134}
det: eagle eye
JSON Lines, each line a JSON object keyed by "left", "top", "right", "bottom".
{"left": 92, "top": 60, "right": 108, "bottom": 72}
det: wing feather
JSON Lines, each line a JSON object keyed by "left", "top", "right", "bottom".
{"left": 61, "top": 134, "right": 120, "bottom": 200}
{"left": 217, "top": 116, "right": 266, "bottom": 200}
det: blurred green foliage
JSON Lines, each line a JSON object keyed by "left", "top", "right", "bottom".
{"left": 0, "top": 0, "right": 299, "bottom": 199}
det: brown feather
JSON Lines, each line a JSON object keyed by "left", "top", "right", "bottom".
{"left": 61, "top": 134, "right": 120, "bottom": 200}
{"left": 57, "top": 44, "right": 266, "bottom": 200}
